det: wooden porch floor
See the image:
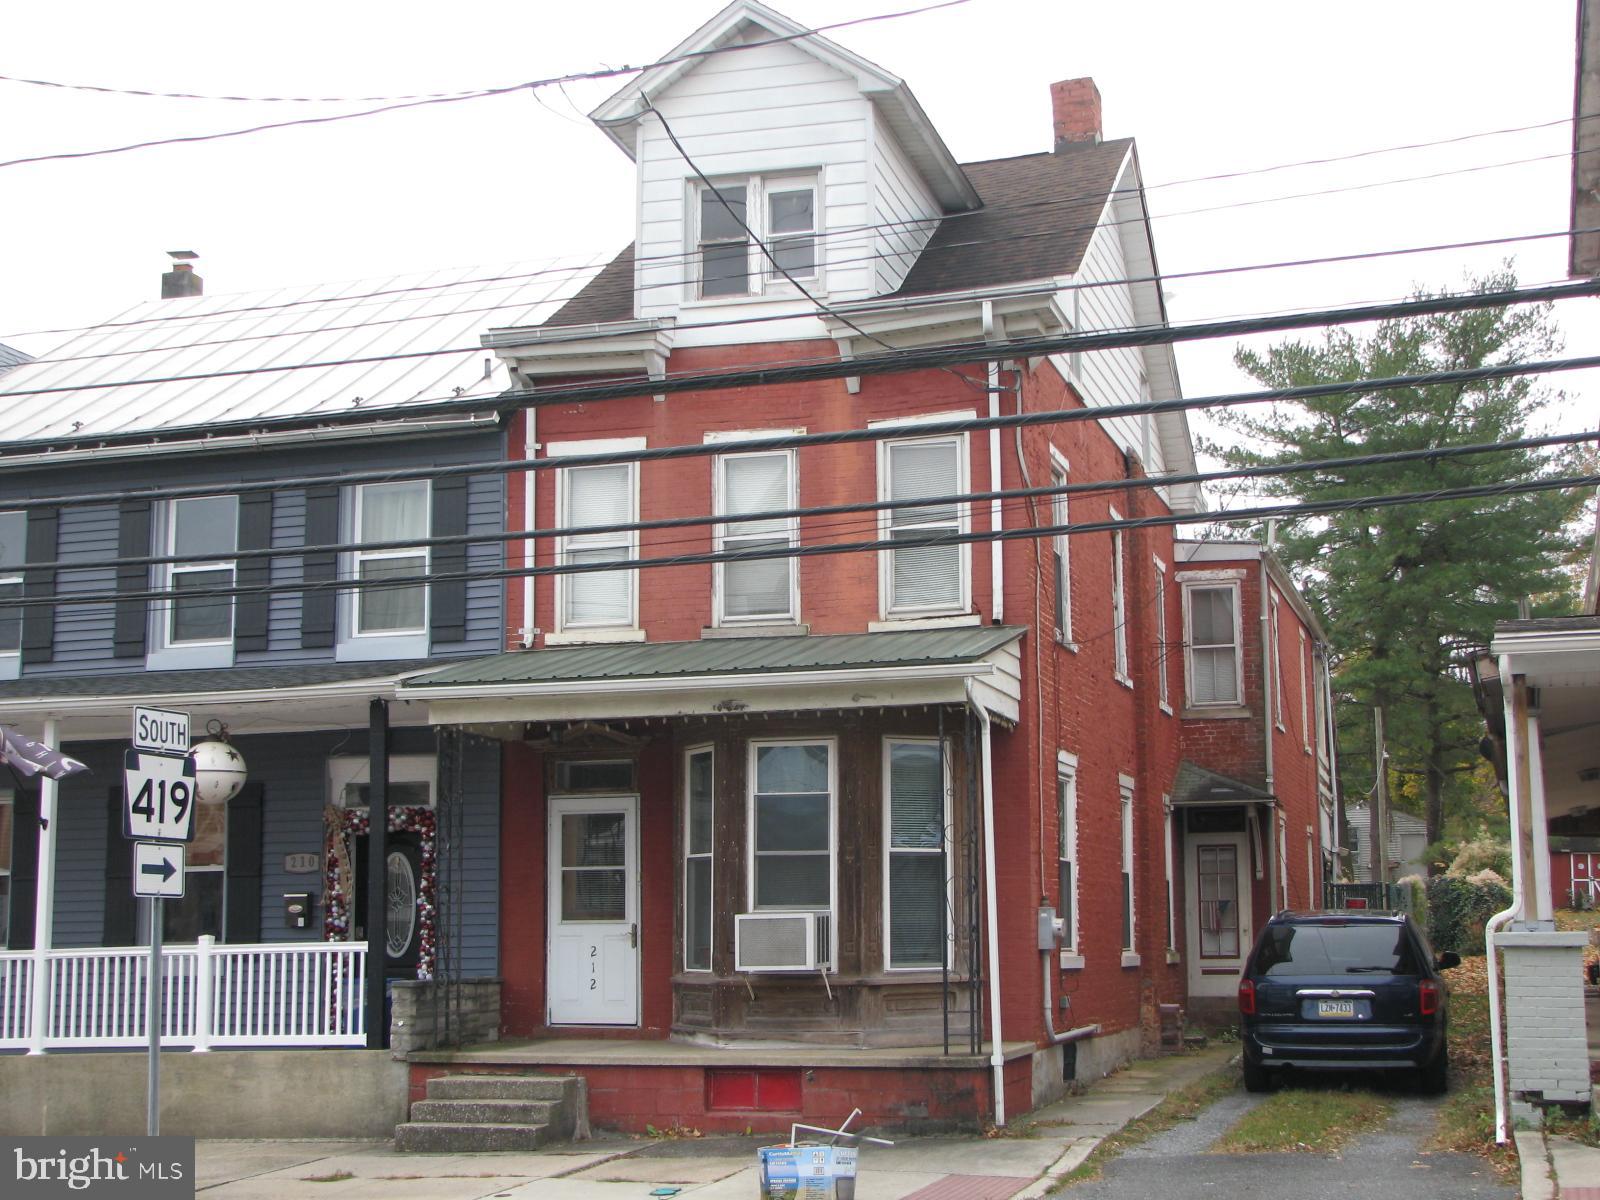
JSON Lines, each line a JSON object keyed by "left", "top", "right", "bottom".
{"left": 409, "top": 1037, "right": 1038, "bottom": 1070}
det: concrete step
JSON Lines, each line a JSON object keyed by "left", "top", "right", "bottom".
{"left": 394, "top": 1121, "right": 554, "bottom": 1154}
{"left": 426, "top": 1074, "right": 572, "bottom": 1102}
{"left": 409, "top": 1098, "right": 562, "bottom": 1126}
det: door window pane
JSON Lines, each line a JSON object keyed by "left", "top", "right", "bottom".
{"left": 1198, "top": 845, "right": 1240, "bottom": 958}
{"left": 560, "top": 812, "right": 626, "bottom": 922}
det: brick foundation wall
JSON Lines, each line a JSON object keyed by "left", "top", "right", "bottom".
{"left": 1500, "top": 934, "right": 1591, "bottom": 1115}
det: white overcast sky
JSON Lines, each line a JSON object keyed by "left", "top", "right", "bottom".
{"left": 1, "top": 0, "right": 1594, "bottom": 457}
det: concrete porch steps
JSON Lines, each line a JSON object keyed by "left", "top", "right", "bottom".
{"left": 394, "top": 1073, "right": 586, "bottom": 1154}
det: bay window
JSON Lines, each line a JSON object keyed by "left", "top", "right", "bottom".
{"left": 352, "top": 481, "right": 428, "bottom": 636}
{"left": 884, "top": 739, "right": 948, "bottom": 970}
{"left": 715, "top": 450, "right": 797, "bottom": 624}
{"left": 880, "top": 435, "right": 967, "bottom": 616}
{"left": 748, "top": 740, "right": 833, "bottom": 912}
{"left": 684, "top": 748, "right": 714, "bottom": 972}
{"left": 695, "top": 175, "right": 818, "bottom": 299}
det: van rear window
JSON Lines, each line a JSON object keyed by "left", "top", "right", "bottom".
{"left": 1253, "top": 924, "right": 1421, "bottom": 976}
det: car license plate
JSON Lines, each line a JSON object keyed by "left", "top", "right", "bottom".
{"left": 1315, "top": 999, "right": 1357, "bottom": 1018}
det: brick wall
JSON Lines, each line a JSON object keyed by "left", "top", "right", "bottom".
{"left": 1500, "top": 936, "right": 1591, "bottom": 1113}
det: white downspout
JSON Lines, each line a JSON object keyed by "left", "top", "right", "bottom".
{"left": 27, "top": 718, "right": 60, "bottom": 1055}
{"left": 983, "top": 302, "right": 1003, "bottom": 624}
{"left": 967, "top": 680, "right": 1007, "bottom": 1127}
{"left": 520, "top": 405, "right": 537, "bottom": 648}
{"left": 1486, "top": 656, "right": 1527, "bottom": 1144}
{"left": 1259, "top": 557, "right": 1277, "bottom": 905}
{"left": 1322, "top": 652, "right": 1341, "bottom": 870}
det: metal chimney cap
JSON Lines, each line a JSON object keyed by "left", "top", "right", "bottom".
{"left": 167, "top": 250, "right": 199, "bottom": 262}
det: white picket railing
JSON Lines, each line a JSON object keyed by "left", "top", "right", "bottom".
{"left": 0, "top": 938, "right": 366, "bottom": 1052}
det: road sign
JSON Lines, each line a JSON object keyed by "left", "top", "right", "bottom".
{"left": 123, "top": 748, "right": 198, "bottom": 843}
{"left": 132, "top": 706, "right": 189, "bottom": 756}
{"left": 133, "top": 841, "right": 186, "bottom": 899}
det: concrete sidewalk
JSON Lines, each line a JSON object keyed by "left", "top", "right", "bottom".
{"left": 194, "top": 1044, "right": 1235, "bottom": 1199}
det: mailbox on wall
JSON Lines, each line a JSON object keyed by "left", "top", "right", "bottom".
{"left": 284, "top": 893, "right": 313, "bottom": 930}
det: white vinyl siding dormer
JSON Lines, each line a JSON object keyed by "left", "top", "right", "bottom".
{"left": 869, "top": 105, "right": 942, "bottom": 294}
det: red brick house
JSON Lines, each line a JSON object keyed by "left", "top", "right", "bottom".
{"left": 395, "top": 0, "right": 1339, "bottom": 1133}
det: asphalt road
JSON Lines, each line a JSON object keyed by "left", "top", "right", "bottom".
{"left": 1062, "top": 1084, "right": 1514, "bottom": 1199}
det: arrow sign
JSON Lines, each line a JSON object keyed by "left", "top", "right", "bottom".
{"left": 133, "top": 841, "right": 186, "bottom": 899}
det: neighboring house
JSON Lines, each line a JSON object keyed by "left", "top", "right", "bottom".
{"left": 1344, "top": 804, "right": 1430, "bottom": 883}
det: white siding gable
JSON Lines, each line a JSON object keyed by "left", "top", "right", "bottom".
{"left": 869, "top": 105, "right": 941, "bottom": 294}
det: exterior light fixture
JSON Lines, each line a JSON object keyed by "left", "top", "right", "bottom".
{"left": 189, "top": 720, "right": 247, "bottom": 804}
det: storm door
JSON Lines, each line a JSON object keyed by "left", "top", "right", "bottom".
{"left": 546, "top": 794, "right": 639, "bottom": 1026}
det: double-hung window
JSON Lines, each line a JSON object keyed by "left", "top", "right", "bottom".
{"left": 696, "top": 176, "right": 818, "bottom": 299}
{"left": 884, "top": 739, "right": 948, "bottom": 970}
{"left": 1109, "top": 510, "right": 1128, "bottom": 681}
{"left": 1270, "top": 591, "right": 1285, "bottom": 730}
{"left": 1185, "top": 583, "right": 1241, "bottom": 705}
{"left": 1119, "top": 777, "right": 1136, "bottom": 958}
{"left": 1050, "top": 453, "right": 1071, "bottom": 643}
{"left": 684, "top": 748, "right": 714, "bottom": 972}
{"left": 1153, "top": 558, "right": 1170, "bottom": 710}
{"left": 1299, "top": 629, "right": 1312, "bottom": 753}
{"left": 749, "top": 741, "right": 833, "bottom": 914}
{"left": 880, "top": 435, "right": 967, "bottom": 616}
{"left": 1057, "top": 752, "right": 1079, "bottom": 960}
{"left": 0, "top": 511, "right": 23, "bottom": 656}
{"left": 352, "top": 481, "right": 428, "bottom": 636}
{"left": 167, "top": 496, "right": 237, "bottom": 645}
{"left": 715, "top": 450, "right": 796, "bottom": 624}
{"left": 557, "top": 459, "right": 637, "bottom": 633}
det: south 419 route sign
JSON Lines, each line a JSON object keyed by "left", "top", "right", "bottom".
{"left": 123, "top": 748, "right": 198, "bottom": 843}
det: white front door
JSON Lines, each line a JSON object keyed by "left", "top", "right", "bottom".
{"left": 547, "top": 795, "right": 639, "bottom": 1026}
{"left": 1185, "top": 831, "right": 1252, "bottom": 1000}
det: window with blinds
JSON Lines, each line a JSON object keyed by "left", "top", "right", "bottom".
{"left": 684, "top": 748, "right": 714, "bottom": 972}
{"left": 885, "top": 739, "right": 948, "bottom": 970}
{"left": 715, "top": 450, "right": 796, "bottom": 624}
{"left": 559, "top": 462, "right": 636, "bottom": 630}
{"left": 749, "top": 741, "right": 832, "bottom": 912}
{"left": 1186, "top": 584, "right": 1241, "bottom": 705}
{"left": 881, "top": 435, "right": 966, "bottom": 616}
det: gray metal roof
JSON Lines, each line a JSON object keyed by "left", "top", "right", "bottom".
{"left": 0, "top": 659, "right": 448, "bottom": 701}
{"left": 0, "top": 342, "right": 29, "bottom": 373}
{"left": 1170, "top": 760, "right": 1273, "bottom": 806}
{"left": 0, "top": 258, "right": 611, "bottom": 445}
{"left": 406, "top": 626, "right": 1026, "bottom": 689}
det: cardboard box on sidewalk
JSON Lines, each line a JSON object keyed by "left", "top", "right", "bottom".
{"left": 757, "top": 1143, "right": 859, "bottom": 1199}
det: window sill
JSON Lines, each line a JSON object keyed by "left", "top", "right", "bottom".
{"left": 544, "top": 628, "right": 646, "bottom": 646}
{"left": 679, "top": 287, "right": 826, "bottom": 309}
{"left": 1059, "top": 952, "right": 1085, "bottom": 971}
{"left": 702, "top": 623, "right": 809, "bottom": 639}
{"left": 1120, "top": 952, "right": 1141, "bottom": 969}
{"left": 868, "top": 613, "right": 981, "bottom": 632}
{"left": 1181, "top": 704, "right": 1252, "bottom": 720}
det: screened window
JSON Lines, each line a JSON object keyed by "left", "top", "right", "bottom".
{"left": 1050, "top": 460, "right": 1071, "bottom": 642}
{"left": 353, "top": 481, "right": 428, "bottom": 636}
{"left": 882, "top": 436, "right": 965, "bottom": 615}
{"left": 167, "top": 496, "right": 237, "bottom": 645}
{"left": 559, "top": 463, "right": 636, "bottom": 630}
{"left": 696, "top": 177, "right": 818, "bottom": 299}
{"left": 1057, "top": 755, "right": 1078, "bottom": 954}
{"left": 885, "top": 739, "right": 947, "bottom": 970}
{"left": 0, "top": 791, "right": 11, "bottom": 946}
{"left": 1186, "top": 585, "right": 1240, "bottom": 705}
{"left": 684, "top": 749, "right": 714, "bottom": 972}
{"left": 716, "top": 450, "right": 796, "bottom": 624}
{"left": 1110, "top": 514, "right": 1128, "bottom": 680}
{"left": 0, "top": 511, "right": 23, "bottom": 654}
{"left": 1120, "top": 782, "right": 1135, "bottom": 952}
{"left": 749, "top": 741, "right": 832, "bottom": 911}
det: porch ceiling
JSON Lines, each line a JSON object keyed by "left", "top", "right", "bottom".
{"left": 399, "top": 626, "right": 1026, "bottom": 726}
{"left": 1491, "top": 617, "right": 1600, "bottom": 822}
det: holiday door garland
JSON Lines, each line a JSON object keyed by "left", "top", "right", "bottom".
{"left": 323, "top": 804, "right": 437, "bottom": 980}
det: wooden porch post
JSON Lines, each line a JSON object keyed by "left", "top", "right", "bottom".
{"left": 27, "top": 718, "right": 60, "bottom": 1054}
{"left": 365, "top": 699, "right": 389, "bottom": 1049}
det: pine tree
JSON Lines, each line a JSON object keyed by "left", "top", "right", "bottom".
{"left": 1208, "top": 267, "right": 1588, "bottom": 850}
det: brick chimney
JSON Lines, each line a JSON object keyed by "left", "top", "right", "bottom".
{"left": 161, "top": 250, "right": 203, "bottom": 299}
{"left": 1051, "top": 78, "right": 1102, "bottom": 149}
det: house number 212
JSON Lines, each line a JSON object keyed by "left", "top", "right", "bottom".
{"left": 589, "top": 944, "right": 597, "bottom": 990}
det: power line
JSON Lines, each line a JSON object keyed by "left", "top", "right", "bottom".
{"left": 0, "top": 1, "right": 972, "bottom": 170}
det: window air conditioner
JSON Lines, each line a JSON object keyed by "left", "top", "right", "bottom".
{"left": 734, "top": 911, "right": 832, "bottom": 972}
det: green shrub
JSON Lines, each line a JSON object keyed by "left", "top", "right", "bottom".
{"left": 1425, "top": 874, "right": 1513, "bottom": 953}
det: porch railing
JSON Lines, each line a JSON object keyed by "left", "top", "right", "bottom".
{"left": 0, "top": 938, "right": 366, "bottom": 1052}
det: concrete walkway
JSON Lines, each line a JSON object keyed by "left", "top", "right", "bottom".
{"left": 194, "top": 1044, "right": 1235, "bottom": 1199}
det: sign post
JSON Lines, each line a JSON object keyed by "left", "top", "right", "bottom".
{"left": 126, "top": 706, "right": 193, "bottom": 1138}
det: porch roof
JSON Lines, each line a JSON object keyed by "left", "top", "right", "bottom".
{"left": 1170, "top": 761, "right": 1274, "bottom": 807}
{"left": 399, "top": 626, "right": 1026, "bottom": 726}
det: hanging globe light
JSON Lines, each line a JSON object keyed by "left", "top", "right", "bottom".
{"left": 189, "top": 721, "right": 247, "bottom": 805}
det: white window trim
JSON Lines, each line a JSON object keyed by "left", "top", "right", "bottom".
{"left": 348, "top": 481, "right": 430, "bottom": 642}
{"left": 1119, "top": 774, "right": 1136, "bottom": 955}
{"left": 1182, "top": 579, "right": 1245, "bottom": 707}
{"left": 688, "top": 172, "right": 823, "bottom": 303}
{"left": 1153, "top": 556, "right": 1170, "bottom": 713}
{"left": 703, "top": 428, "right": 806, "bottom": 445}
{"left": 882, "top": 737, "right": 952, "bottom": 972}
{"left": 683, "top": 745, "right": 715, "bottom": 973}
{"left": 1057, "top": 751, "right": 1081, "bottom": 966}
{"left": 1298, "top": 628, "right": 1313, "bottom": 754}
{"left": 147, "top": 497, "right": 239, "bottom": 671}
{"left": 1270, "top": 591, "right": 1286, "bottom": 732}
{"left": 876, "top": 431, "right": 971, "bottom": 620}
{"left": 1109, "top": 508, "right": 1130, "bottom": 685}
{"left": 713, "top": 447, "right": 798, "bottom": 627}
{"left": 165, "top": 497, "right": 237, "bottom": 648}
{"left": 746, "top": 738, "right": 837, "bottom": 967}
{"left": 328, "top": 755, "right": 438, "bottom": 809}
{"left": 1278, "top": 812, "right": 1290, "bottom": 909}
{"left": 1049, "top": 449, "right": 1074, "bottom": 649}
{"left": 1161, "top": 797, "right": 1176, "bottom": 957}
{"left": 549, "top": 438, "right": 644, "bottom": 637}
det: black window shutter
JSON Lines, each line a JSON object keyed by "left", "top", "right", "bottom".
{"left": 224, "top": 782, "right": 263, "bottom": 943}
{"left": 113, "top": 500, "right": 152, "bottom": 659}
{"left": 6, "top": 787, "right": 39, "bottom": 949}
{"left": 429, "top": 475, "right": 469, "bottom": 646}
{"left": 234, "top": 491, "right": 273, "bottom": 653}
{"left": 21, "top": 506, "right": 59, "bottom": 665}
{"left": 102, "top": 788, "right": 136, "bottom": 946}
{"left": 301, "top": 485, "right": 339, "bottom": 649}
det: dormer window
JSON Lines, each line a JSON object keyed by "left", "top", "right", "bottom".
{"left": 695, "top": 175, "right": 818, "bottom": 299}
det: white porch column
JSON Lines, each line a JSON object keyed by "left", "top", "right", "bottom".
{"left": 27, "top": 718, "right": 60, "bottom": 1054}
{"left": 1525, "top": 709, "right": 1554, "bottom": 924}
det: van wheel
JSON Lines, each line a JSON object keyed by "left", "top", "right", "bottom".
{"left": 1243, "top": 1059, "right": 1272, "bottom": 1093}
{"left": 1418, "top": 1047, "right": 1448, "bottom": 1095}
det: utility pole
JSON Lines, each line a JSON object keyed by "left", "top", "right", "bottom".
{"left": 1371, "top": 707, "right": 1390, "bottom": 887}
